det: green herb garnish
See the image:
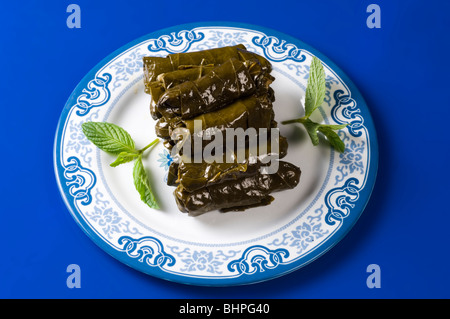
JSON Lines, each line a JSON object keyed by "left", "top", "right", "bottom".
{"left": 82, "top": 121, "right": 160, "bottom": 209}
{"left": 282, "top": 56, "right": 348, "bottom": 153}
{"left": 133, "top": 155, "right": 159, "bottom": 209}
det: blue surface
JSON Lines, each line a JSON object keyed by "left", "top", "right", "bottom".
{"left": 1, "top": 0, "right": 449, "bottom": 298}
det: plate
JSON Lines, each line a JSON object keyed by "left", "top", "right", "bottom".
{"left": 54, "top": 22, "right": 378, "bottom": 286}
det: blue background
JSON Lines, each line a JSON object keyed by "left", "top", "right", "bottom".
{"left": 1, "top": 0, "right": 449, "bottom": 298}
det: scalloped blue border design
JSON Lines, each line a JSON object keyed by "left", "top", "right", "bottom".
{"left": 54, "top": 22, "right": 378, "bottom": 286}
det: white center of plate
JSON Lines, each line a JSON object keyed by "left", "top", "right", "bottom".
{"left": 98, "top": 70, "right": 332, "bottom": 246}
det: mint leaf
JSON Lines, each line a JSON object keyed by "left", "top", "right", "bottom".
{"left": 318, "top": 125, "right": 346, "bottom": 153}
{"left": 133, "top": 155, "right": 159, "bottom": 209}
{"left": 110, "top": 151, "right": 140, "bottom": 167}
{"left": 82, "top": 121, "right": 136, "bottom": 155}
{"left": 301, "top": 118, "right": 321, "bottom": 146}
{"left": 304, "top": 56, "right": 326, "bottom": 117}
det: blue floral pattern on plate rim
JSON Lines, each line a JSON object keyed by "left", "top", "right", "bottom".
{"left": 53, "top": 22, "right": 378, "bottom": 286}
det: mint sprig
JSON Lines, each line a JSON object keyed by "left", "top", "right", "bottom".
{"left": 281, "top": 56, "right": 348, "bottom": 153}
{"left": 82, "top": 121, "right": 160, "bottom": 209}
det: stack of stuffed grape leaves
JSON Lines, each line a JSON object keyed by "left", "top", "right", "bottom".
{"left": 143, "top": 44, "right": 301, "bottom": 216}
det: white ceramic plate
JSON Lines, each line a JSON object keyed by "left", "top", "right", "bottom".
{"left": 54, "top": 22, "right": 378, "bottom": 286}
